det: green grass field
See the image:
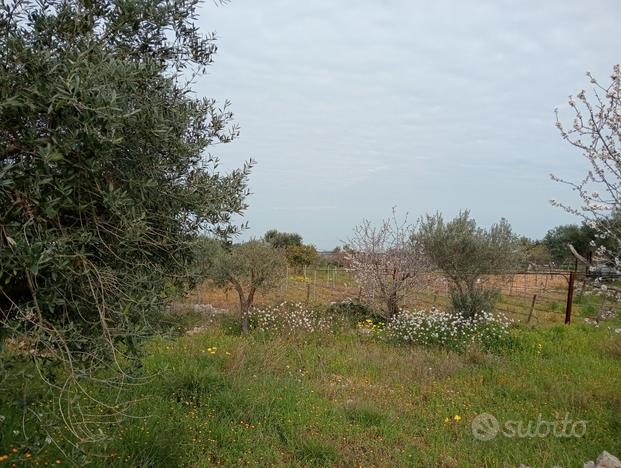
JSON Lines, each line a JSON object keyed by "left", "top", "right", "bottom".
{"left": 1, "top": 309, "right": 620, "bottom": 467}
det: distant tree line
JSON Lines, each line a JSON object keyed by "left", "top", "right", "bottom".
{"left": 263, "top": 229, "right": 318, "bottom": 269}
{"left": 519, "top": 215, "right": 621, "bottom": 266}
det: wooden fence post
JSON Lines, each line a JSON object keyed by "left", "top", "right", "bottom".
{"left": 527, "top": 294, "right": 537, "bottom": 323}
{"left": 565, "top": 271, "right": 576, "bottom": 325}
{"left": 313, "top": 270, "right": 317, "bottom": 301}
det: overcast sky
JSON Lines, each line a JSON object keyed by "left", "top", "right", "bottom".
{"left": 195, "top": 0, "right": 621, "bottom": 249}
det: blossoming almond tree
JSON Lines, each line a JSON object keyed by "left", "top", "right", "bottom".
{"left": 347, "top": 210, "right": 433, "bottom": 320}
{"left": 553, "top": 65, "right": 621, "bottom": 263}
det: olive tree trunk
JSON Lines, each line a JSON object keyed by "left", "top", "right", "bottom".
{"left": 232, "top": 281, "right": 257, "bottom": 335}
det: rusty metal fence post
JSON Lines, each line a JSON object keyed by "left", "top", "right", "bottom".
{"left": 565, "top": 271, "right": 576, "bottom": 325}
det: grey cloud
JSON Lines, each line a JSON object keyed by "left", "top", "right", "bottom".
{"left": 196, "top": 0, "right": 621, "bottom": 248}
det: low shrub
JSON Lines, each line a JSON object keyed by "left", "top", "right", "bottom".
{"left": 326, "top": 298, "right": 383, "bottom": 322}
{"left": 385, "top": 310, "right": 514, "bottom": 352}
{"left": 449, "top": 287, "right": 500, "bottom": 319}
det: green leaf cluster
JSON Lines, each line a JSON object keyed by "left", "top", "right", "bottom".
{"left": 0, "top": 0, "right": 250, "bottom": 362}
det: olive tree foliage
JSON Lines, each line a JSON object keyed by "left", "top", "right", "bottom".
{"left": 263, "top": 229, "right": 303, "bottom": 249}
{"left": 347, "top": 211, "right": 432, "bottom": 320}
{"left": 552, "top": 65, "right": 621, "bottom": 264}
{"left": 0, "top": 0, "right": 250, "bottom": 436}
{"left": 418, "top": 211, "right": 518, "bottom": 318}
{"left": 206, "top": 240, "right": 286, "bottom": 335}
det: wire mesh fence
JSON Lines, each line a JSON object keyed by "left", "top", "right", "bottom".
{"left": 185, "top": 266, "right": 621, "bottom": 325}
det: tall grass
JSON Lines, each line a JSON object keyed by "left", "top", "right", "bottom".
{"left": 1, "top": 311, "right": 620, "bottom": 466}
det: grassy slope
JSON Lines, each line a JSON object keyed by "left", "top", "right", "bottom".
{"left": 2, "top": 317, "right": 620, "bottom": 467}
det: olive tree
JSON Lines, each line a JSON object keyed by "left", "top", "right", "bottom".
{"left": 263, "top": 229, "right": 303, "bottom": 249}
{"left": 418, "top": 211, "right": 518, "bottom": 318}
{"left": 0, "top": 0, "right": 250, "bottom": 431}
{"left": 207, "top": 240, "right": 287, "bottom": 334}
{"left": 553, "top": 65, "right": 621, "bottom": 264}
{"left": 347, "top": 211, "right": 431, "bottom": 320}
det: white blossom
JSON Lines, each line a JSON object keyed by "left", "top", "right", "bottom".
{"left": 346, "top": 209, "right": 439, "bottom": 318}
{"left": 553, "top": 65, "right": 621, "bottom": 261}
